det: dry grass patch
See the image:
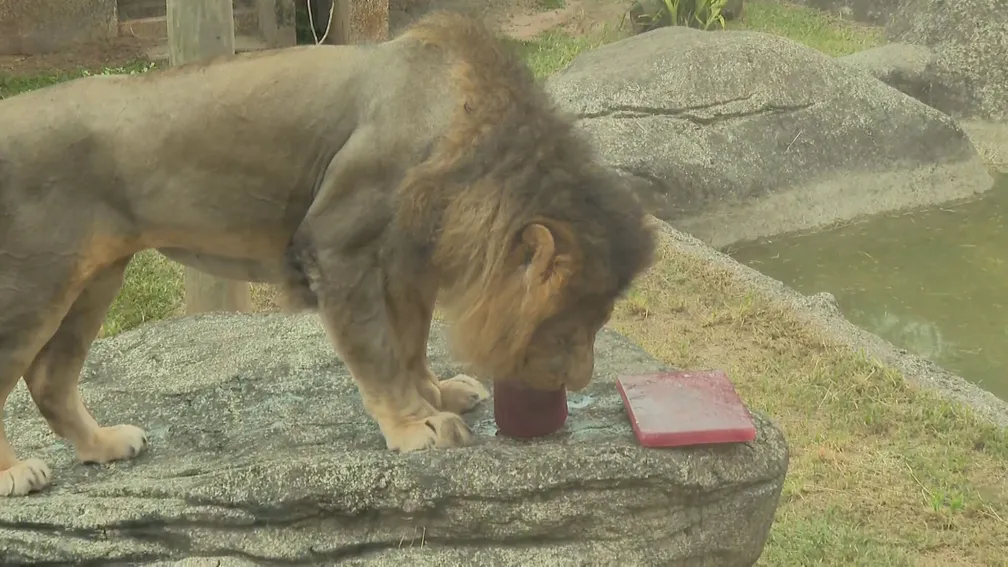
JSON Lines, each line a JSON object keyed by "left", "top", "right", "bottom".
{"left": 608, "top": 229, "right": 1008, "bottom": 565}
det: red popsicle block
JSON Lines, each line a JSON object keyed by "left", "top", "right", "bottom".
{"left": 493, "top": 380, "right": 569, "bottom": 439}
{"left": 616, "top": 370, "right": 757, "bottom": 448}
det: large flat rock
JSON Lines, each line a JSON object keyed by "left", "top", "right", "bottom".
{"left": 545, "top": 26, "right": 993, "bottom": 247}
{"left": 1, "top": 313, "right": 788, "bottom": 565}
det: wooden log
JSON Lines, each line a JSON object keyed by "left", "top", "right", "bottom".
{"left": 166, "top": 0, "right": 253, "bottom": 315}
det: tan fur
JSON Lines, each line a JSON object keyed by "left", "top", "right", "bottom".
{"left": 0, "top": 12, "right": 656, "bottom": 496}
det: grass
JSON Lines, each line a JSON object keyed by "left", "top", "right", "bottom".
{"left": 3, "top": 2, "right": 1004, "bottom": 564}
{"left": 534, "top": 0, "right": 567, "bottom": 10}
{"left": 506, "top": 0, "right": 884, "bottom": 80}
{"left": 507, "top": 29, "right": 622, "bottom": 77}
{"left": 100, "top": 251, "right": 184, "bottom": 337}
{"left": 727, "top": 0, "right": 884, "bottom": 55}
{"left": 610, "top": 232, "right": 1008, "bottom": 565}
{"left": 0, "top": 60, "right": 155, "bottom": 99}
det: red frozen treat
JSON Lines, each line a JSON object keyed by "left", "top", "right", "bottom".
{"left": 616, "top": 370, "right": 757, "bottom": 448}
{"left": 493, "top": 379, "right": 568, "bottom": 438}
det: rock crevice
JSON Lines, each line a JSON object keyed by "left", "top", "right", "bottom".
{"left": 579, "top": 100, "right": 817, "bottom": 126}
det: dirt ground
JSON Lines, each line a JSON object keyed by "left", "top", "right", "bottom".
{"left": 390, "top": 0, "right": 629, "bottom": 39}
{"left": 0, "top": 35, "right": 154, "bottom": 75}
{"left": 0, "top": 0, "right": 628, "bottom": 77}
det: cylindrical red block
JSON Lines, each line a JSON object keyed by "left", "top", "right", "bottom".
{"left": 493, "top": 380, "right": 568, "bottom": 438}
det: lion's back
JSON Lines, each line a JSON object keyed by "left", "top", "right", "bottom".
{"left": 359, "top": 12, "right": 554, "bottom": 162}
{"left": 354, "top": 36, "right": 462, "bottom": 160}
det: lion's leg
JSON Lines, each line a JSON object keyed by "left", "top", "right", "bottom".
{"left": 22, "top": 259, "right": 148, "bottom": 466}
{"left": 319, "top": 303, "right": 478, "bottom": 451}
{"left": 0, "top": 378, "right": 52, "bottom": 497}
{"left": 410, "top": 321, "right": 488, "bottom": 414}
{"left": 0, "top": 272, "right": 85, "bottom": 497}
{"left": 291, "top": 247, "right": 475, "bottom": 451}
{"left": 407, "top": 314, "right": 488, "bottom": 415}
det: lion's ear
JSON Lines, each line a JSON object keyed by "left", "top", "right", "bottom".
{"left": 519, "top": 223, "right": 572, "bottom": 300}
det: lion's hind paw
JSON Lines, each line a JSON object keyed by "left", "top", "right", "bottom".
{"left": 439, "top": 374, "right": 490, "bottom": 414}
{"left": 384, "top": 411, "right": 473, "bottom": 452}
{"left": 0, "top": 458, "right": 53, "bottom": 497}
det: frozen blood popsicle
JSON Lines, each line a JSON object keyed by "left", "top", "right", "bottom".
{"left": 493, "top": 379, "right": 568, "bottom": 438}
{"left": 616, "top": 370, "right": 757, "bottom": 448}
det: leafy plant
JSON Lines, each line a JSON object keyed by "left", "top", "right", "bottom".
{"left": 628, "top": 0, "right": 729, "bottom": 33}
{"left": 691, "top": 0, "right": 729, "bottom": 30}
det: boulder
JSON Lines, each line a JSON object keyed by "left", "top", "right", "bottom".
{"left": 837, "top": 43, "right": 953, "bottom": 109}
{"left": 0, "top": 312, "right": 789, "bottom": 565}
{"left": 886, "top": 0, "right": 1008, "bottom": 121}
{"left": 544, "top": 26, "right": 993, "bottom": 247}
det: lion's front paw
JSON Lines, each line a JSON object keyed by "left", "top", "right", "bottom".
{"left": 0, "top": 458, "right": 52, "bottom": 497}
{"left": 77, "top": 424, "right": 148, "bottom": 464}
{"left": 439, "top": 374, "right": 490, "bottom": 414}
{"left": 383, "top": 411, "right": 473, "bottom": 452}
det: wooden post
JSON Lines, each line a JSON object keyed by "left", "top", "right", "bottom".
{"left": 167, "top": 0, "right": 253, "bottom": 316}
{"left": 257, "top": 0, "right": 297, "bottom": 48}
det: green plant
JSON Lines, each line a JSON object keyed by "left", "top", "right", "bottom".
{"left": 630, "top": 0, "right": 728, "bottom": 32}
{"left": 535, "top": 0, "right": 566, "bottom": 10}
{"left": 667, "top": 0, "right": 728, "bottom": 30}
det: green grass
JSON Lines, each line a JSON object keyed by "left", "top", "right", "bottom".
{"left": 609, "top": 231, "right": 1008, "bottom": 566}
{"left": 0, "top": 60, "right": 156, "bottom": 99}
{"left": 507, "top": 29, "right": 620, "bottom": 77}
{"left": 506, "top": 0, "right": 884, "bottom": 81}
{"left": 101, "top": 251, "right": 184, "bottom": 337}
{"left": 5, "top": 5, "right": 1005, "bottom": 562}
{"left": 727, "top": 0, "right": 884, "bottom": 55}
{"left": 534, "top": 0, "right": 567, "bottom": 10}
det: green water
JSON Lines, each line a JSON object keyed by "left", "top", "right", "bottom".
{"left": 726, "top": 175, "right": 1008, "bottom": 401}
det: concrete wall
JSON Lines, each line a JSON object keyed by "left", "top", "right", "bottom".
{"left": 0, "top": 0, "right": 118, "bottom": 55}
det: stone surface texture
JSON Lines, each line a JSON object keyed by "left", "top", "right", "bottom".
{"left": 837, "top": 43, "right": 957, "bottom": 111}
{"left": 1, "top": 313, "right": 788, "bottom": 565}
{"left": 887, "top": 0, "right": 1008, "bottom": 121}
{"left": 544, "top": 26, "right": 993, "bottom": 247}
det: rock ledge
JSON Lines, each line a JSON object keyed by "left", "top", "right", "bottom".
{"left": 2, "top": 313, "right": 789, "bottom": 565}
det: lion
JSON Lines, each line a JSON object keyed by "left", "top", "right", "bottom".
{"left": 0, "top": 11, "right": 657, "bottom": 497}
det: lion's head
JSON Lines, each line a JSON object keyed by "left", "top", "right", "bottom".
{"left": 395, "top": 12, "right": 658, "bottom": 391}
{"left": 436, "top": 164, "right": 658, "bottom": 392}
